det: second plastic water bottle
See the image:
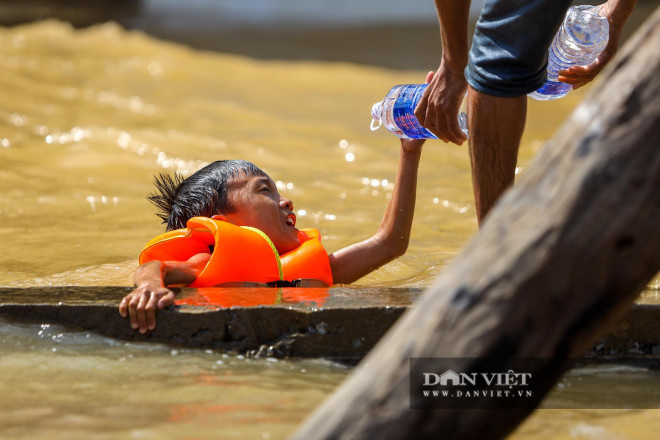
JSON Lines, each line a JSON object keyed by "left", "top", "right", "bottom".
{"left": 371, "top": 84, "right": 468, "bottom": 139}
{"left": 529, "top": 5, "right": 609, "bottom": 101}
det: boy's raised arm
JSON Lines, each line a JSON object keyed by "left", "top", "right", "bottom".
{"left": 328, "top": 136, "right": 425, "bottom": 284}
{"left": 328, "top": 72, "right": 433, "bottom": 284}
{"left": 119, "top": 253, "right": 210, "bottom": 333}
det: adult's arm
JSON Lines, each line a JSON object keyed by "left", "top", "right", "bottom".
{"left": 415, "top": 0, "right": 472, "bottom": 145}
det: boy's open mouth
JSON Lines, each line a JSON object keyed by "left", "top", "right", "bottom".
{"left": 285, "top": 213, "right": 296, "bottom": 227}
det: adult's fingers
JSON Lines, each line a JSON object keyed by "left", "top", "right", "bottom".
{"left": 414, "top": 101, "right": 428, "bottom": 127}
{"left": 418, "top": 96, "right": 450, "bottom": 142}
{"left": 415, "top": 86, "right": 431, "bottom": 127}
{"left": 558, "top": 65, "right": 598, "bottom": 86}
{"left": 415, "top": 71, "right": 438, "bottom": 128}
{"left": 427, "top": 119, "right": 450, "bottom": 143}
{"left": 446, "top": 115, "right": 467, "bottom": 145}
{"left": 558, "top": 45, "right": 613, "bottom": 89}
{"left": 416, "top": 100, "right": 450, "bottom": 142}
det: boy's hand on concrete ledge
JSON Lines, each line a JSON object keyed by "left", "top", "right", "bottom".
{"left": 119, "top": 255, "right": 208, "bottom": 332}
{"left": 119, "top": 276, "right": 175, "bottom": 334}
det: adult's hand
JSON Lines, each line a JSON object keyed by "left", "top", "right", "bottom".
{"left": 415, "top": 63, "right": 468, "bottom": 145}
{"left": 558, "top": 0, "right": 636, "bottom": 89}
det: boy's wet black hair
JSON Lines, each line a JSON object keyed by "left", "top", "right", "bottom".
{"left": 148, "top": 160, "right": 267, "bottom": 231}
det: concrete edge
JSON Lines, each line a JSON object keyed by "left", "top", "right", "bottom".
{"left": 0, "top": 287, "right": 658, "bottom": 361}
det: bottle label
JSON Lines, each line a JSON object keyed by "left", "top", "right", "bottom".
{"left": 392, "top": 85, "right": 437, "bottom": 139}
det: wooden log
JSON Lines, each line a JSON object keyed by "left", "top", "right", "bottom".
{"left": 291, "top": 7, "right": 660, "bottom": 440}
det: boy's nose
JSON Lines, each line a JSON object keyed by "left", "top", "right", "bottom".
{"left": 280, "top": 197, "right": 294, "bottom": 211}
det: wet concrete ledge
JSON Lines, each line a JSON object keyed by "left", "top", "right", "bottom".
{"left": 0, "top": 286, "right": 659, "bottom": 362}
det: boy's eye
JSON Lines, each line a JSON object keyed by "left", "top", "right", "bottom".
{"left": 260, "top": 186, "right": 271, "bottom": 193}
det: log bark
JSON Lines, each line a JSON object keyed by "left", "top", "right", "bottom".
{"left": 291, "top": 7, "right": 660, "bottom": 440}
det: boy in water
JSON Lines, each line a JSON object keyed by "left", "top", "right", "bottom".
{"left": 120, "top": 73, "right": 433, "bottom": 333}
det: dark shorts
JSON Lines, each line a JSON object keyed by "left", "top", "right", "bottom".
{"left": 465, "top": 0, "right": 573, "bottom": 97}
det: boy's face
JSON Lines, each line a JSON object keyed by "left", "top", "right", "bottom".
{"left": 215, "top": 172, "right": 300, "bottom": 254}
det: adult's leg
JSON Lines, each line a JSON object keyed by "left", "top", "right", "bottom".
{"left": 467, "top": 86, "right": 526, "bottom": 224}
{"left": 464, "top": 0, "right": 571, "bottom": 225}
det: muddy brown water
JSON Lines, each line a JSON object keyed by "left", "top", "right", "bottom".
{"left": 0, "top": 12, "right": 658, "bottom": 439}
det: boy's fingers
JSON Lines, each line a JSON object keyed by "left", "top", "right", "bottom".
{"left": 120, "top": 288, "right": 172, "bottom": 333}
{"left": 147, "top": 311, "right": 157, "bottom": 331}
{"left": 146, "top": 296, "right": 159, "bottom": 331}
{"left": 157, "top": 291, "right": 176, "bottom": 309}
{"left": 118, "top": 297, "right": 129, "bottom": 317}
{"left": 128, "top": 296, "right": 140, "bottom": 329}
{"left": 136, "top": 295, "right": 149, "bottom": 333}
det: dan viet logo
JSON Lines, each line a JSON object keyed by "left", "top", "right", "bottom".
{"left": 422, "top": 369, "right": 533, "bottom": 397}
{"left": 410, "top": 359, "right": 536, "bottom": 409}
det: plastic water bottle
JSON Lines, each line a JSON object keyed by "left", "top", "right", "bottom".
{"left": 529, "top": 5, "right": 609, "bottom": 101}
{"left": 370, "top": 84, "right": 468, "bottom": 139}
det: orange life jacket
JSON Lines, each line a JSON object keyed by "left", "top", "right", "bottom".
{"left": 138, "top": 216, "right": 333, "bottom": 287}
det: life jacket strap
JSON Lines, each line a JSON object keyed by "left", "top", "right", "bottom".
{"left": 266, "top": 279, "right": 329, "bottom": 288}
